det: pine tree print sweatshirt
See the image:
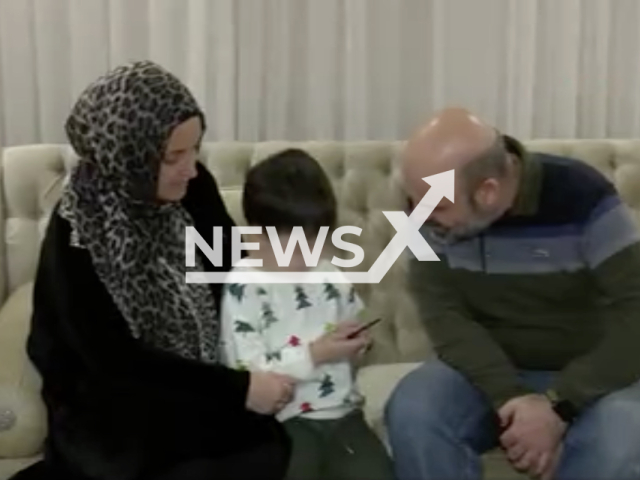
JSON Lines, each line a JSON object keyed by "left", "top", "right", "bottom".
{"left": 220, "top": 258, "right": 365, "bottom": 422}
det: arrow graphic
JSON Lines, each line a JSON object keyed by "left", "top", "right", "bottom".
{"left": 364, "top": 169, "right": 454, "bottom": 283}
{"left": 185, "top": 169, "right": 454, "bottom": 284}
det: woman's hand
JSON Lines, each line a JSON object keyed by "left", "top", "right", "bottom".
{"left": 309, "top": 321, "right": 371, "bottom": 365}
{"left": 245, "top": 371, "right": 295, "bottom": 415}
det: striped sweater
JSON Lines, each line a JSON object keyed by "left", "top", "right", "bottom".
{"left": 409, "top": 136, "right": 640, "bottom": 412}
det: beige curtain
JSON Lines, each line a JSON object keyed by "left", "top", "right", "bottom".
{"left": 0, "top": 0, "right": 639, "bottom": 147}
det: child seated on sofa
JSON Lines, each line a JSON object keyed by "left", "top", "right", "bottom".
{"left": 220, "top": 149, "right": 394, "bottom": 480}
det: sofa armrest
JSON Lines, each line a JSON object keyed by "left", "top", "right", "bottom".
{"left": 0, "top": 385, "right": 46, "bottom": 458}
{"left": 0, "top": 283, "right": 47, "bottom": 458}
{"left": 356, "top": 362, "right": 421, "bottom": 446}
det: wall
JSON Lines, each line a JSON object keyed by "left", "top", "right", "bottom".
{"left": 1, "top": 0, "right": 640, "bottom": 146}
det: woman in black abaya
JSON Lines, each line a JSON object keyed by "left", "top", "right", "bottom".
{"left": 11, "top": 61, "right": 292, "bottom": 480}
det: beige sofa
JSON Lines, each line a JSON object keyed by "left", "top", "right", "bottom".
{"left": 2, "top": 139, "right": 640, "bottom": 479}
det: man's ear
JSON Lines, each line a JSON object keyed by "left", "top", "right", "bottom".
{"left": 473, "top": 178, "right": 500, "bottom": 209}
{"left": 405, "top": 195, "right": 415, "bottom": 214}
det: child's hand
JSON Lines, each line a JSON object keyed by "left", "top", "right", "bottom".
{"left": 334, "top": 320, "right": 371, "bottom": 356}
{"left": 335, "top": 320, "right": 373, "bottom": 355}
{"left": 338, "top": 320, "right": 375, "bottom": 341}
{"left": 333, "top": 320, "right": 365, "bottom": 338}
{"left": 309, "top": 321, "right": 370, "bottom": 365}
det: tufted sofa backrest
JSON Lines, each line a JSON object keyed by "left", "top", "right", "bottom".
{"left": 3, "top": 139, "right": 640, "bottom": 364}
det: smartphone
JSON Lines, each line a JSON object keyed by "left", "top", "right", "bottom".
{"left": 347, "top": 318, "right": 382, "bottom": 339}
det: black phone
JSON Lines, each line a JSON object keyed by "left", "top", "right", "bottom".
{"left": 347, "top": 318, "right": 382, "bottom": 339}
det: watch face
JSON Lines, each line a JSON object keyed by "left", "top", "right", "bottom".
{"left": 554, "top": 400, "right": 577, "bottom": 422}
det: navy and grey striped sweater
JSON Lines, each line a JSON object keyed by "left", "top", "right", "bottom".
{"left": 410, "top": 137, "right": 640, "bottom": 411}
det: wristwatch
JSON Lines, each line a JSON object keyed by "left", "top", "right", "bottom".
{"left": 544, "top": 389, "right": 578, "bottom": 424}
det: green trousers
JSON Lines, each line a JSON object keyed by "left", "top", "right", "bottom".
{"left": 283, "top": 409, "right": 394, "bottom": 480}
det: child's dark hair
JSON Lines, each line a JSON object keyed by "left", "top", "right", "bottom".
{"left": 242, "top": 148, "right": 337, "bottom": 235}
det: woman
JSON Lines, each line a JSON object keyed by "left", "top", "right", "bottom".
{"left": 12, "top": 61, "right": 293, "bottom": 480}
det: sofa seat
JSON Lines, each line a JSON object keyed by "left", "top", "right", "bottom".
{"left": 0, "top": 457, "right": 40, "bottom": 480}
{"left": 0, "top": 283, "right": 517, "bottom": 479}
{"left": 0, "top": 283, "right": 520, "bottom": 479}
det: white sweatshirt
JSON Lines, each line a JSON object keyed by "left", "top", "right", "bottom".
{"left": 220, "top": 257, "right": 365, "bottom": 422}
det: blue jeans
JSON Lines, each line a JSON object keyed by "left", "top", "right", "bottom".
{"left": 385, "top": 359, "right": 640, "bottom": 480}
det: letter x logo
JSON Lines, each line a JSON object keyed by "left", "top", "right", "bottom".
{"left": 366, "top": 170, "right": 454, "bottom": 283}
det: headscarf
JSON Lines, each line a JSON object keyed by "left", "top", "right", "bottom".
{"left": 58, "top": 60, "right": 220, "bottom": 363}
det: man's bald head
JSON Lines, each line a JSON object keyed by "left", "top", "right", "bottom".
{"left": 401, "top": 108, "right": 509, "bottom": 204}
{"left": 399, "top": 108, "right": 520, "bottom": 244}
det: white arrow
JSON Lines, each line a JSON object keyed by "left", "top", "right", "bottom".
{"left": 365, "top": 169, "right": 454, "bottom": 283}
{"left": 412, "top": 169, "right": 456, "bottom": 222}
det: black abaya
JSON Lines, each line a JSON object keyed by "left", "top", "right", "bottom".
{"left": 10, "top": 163, "right": 290, "bottom": 480}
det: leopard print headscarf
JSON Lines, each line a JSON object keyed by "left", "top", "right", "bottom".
{"left": 58, "top": 60, "right": 220, "bottom": 363}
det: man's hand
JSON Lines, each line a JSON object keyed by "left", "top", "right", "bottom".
{"left": 498, "top": 394, "right": 567, "bottom": 477}
{"left": 539, "top": 443, "right": 563, "bottom": 480}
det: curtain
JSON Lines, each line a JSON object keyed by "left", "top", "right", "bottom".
{"left": 0, "top": 0, "right": 639, "bottom": 147}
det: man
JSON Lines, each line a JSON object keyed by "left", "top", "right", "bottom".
{"left": 385, "top": 108, "right": 640, "bottom": 480}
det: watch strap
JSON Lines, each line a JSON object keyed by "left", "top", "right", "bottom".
{"left": 544, "top": 389, "right": 578, "bottom": 424}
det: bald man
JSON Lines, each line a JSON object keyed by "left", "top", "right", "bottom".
{"left": 385, "top": 108, "right": 640, "bottom": 480}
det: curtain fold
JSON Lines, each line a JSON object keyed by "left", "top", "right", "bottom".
{"left": 0, "top": 0, "right": 638, "bottom": 146}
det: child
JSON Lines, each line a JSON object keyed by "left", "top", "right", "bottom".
{"left": 220, "top": 149, "right": 394, "bottom": 480}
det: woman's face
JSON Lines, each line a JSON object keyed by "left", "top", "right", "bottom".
{"left": 157, "top": 116, "right": 202, "bottom": 202}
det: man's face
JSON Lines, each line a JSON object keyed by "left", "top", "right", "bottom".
{"left": 417, "top": 182, "right": 503, "bottom": 244}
